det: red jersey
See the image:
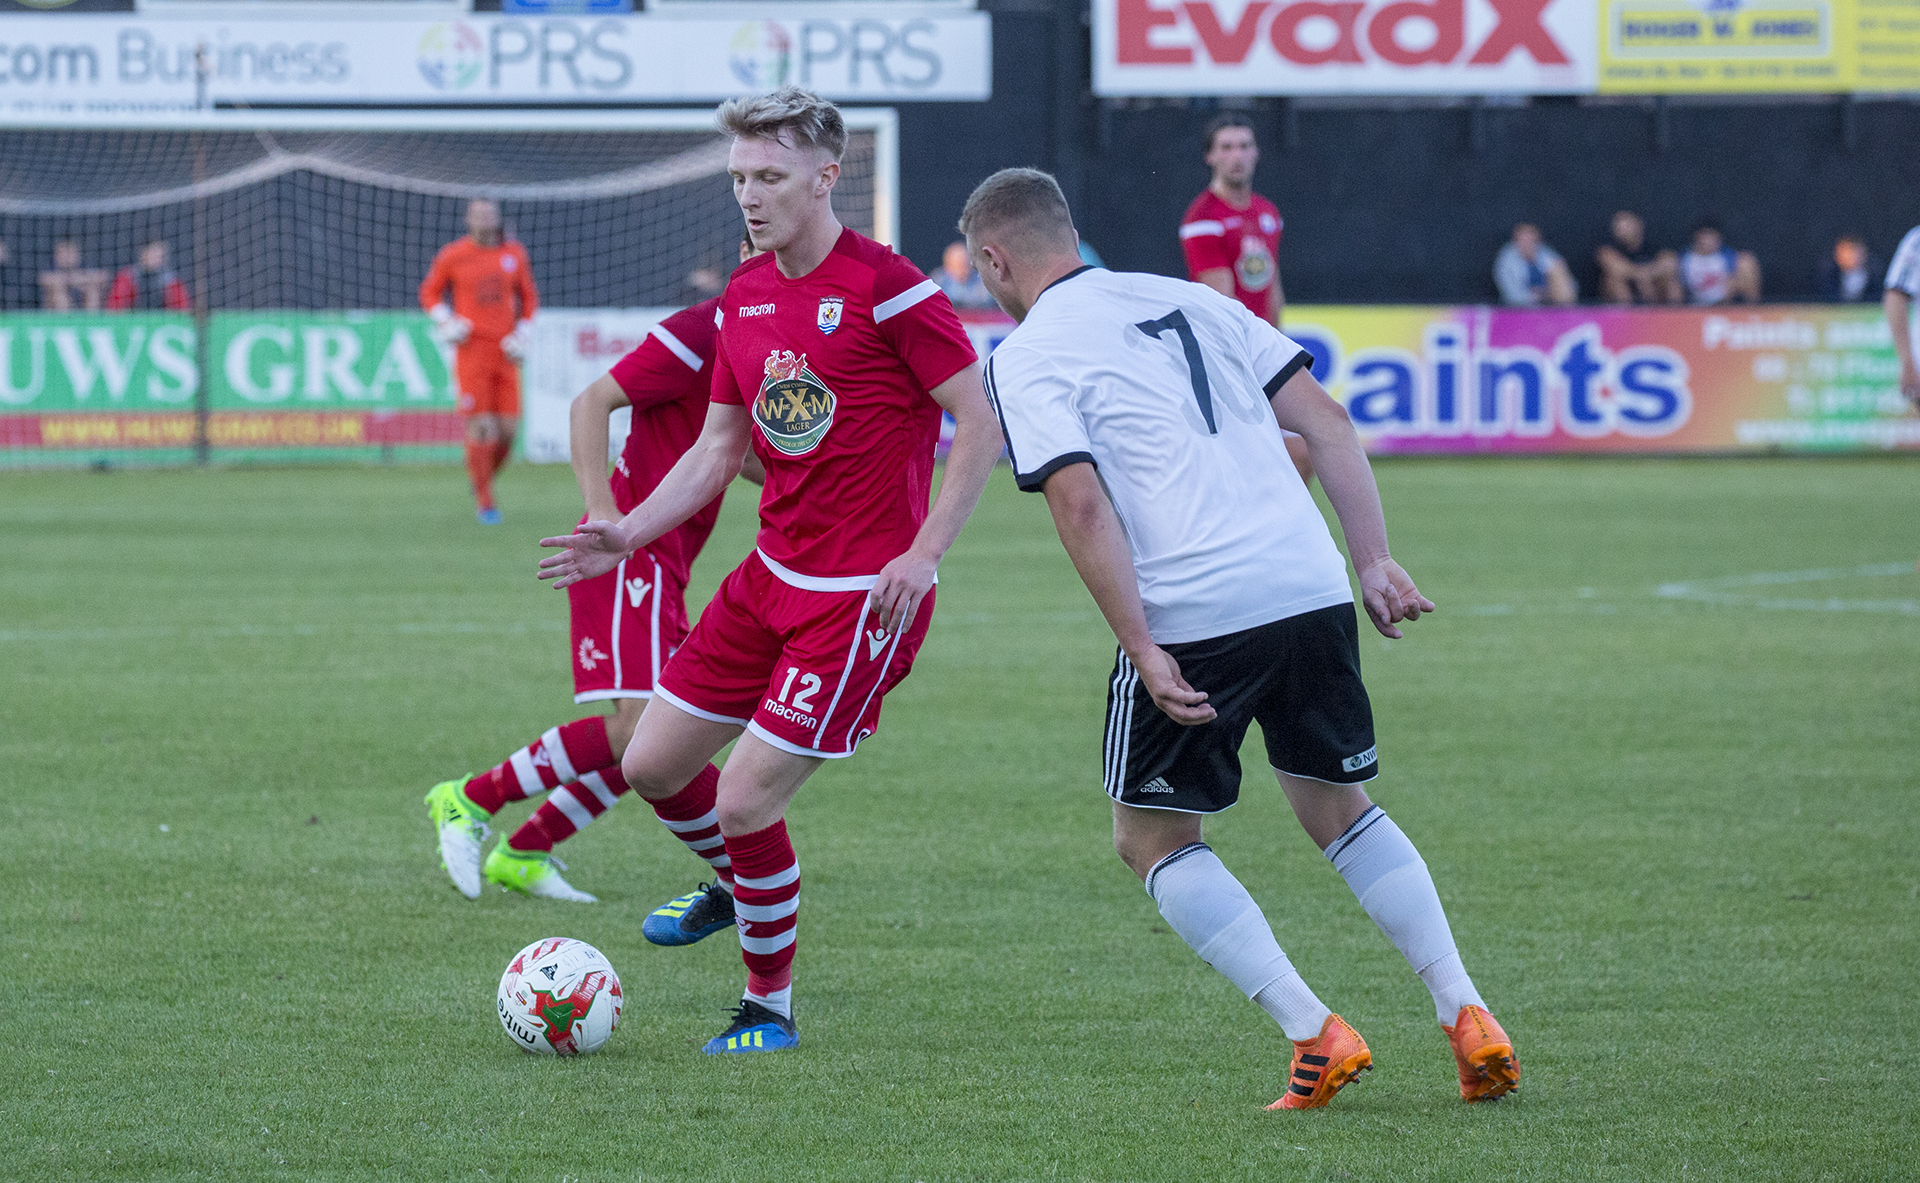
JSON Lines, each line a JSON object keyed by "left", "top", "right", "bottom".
{"left": 606, "top": 297, "right": 726, "bottom": 589}
{"left": 711, "top": 228, "right": 977, "bottom": 581}
{"left": 1179, "top": 190, "right": 1283, "bottom": 321}
{"left": 419, "top": 237, "right": 538, "bottom": 343}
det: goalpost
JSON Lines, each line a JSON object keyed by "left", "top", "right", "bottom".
{"left": 0, "top": 108, "right": 899, "bottom": 467}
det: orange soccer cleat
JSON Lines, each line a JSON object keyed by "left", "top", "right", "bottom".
{"left": 1266, "top": 1014, "right": 1373, "bottom": 1110}
{"left": 1442, "top": 1005, "right": 1521, "bottom": 1102}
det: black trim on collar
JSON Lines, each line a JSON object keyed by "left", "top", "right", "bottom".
{"left": 1038, "top": 265, "right": 1096, "bottom": 298}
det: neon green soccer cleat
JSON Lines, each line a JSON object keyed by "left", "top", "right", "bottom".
{"left": 484, "top": 846, "right": 598, "bottom": 903}
{"left": 425, "top": 777, "right": 490, "bottom": 900}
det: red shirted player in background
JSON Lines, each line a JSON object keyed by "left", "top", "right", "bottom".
{"left": 425, "top": 237, "right": 765, "bottom": 903}
{"left": 420, "top": 199, "right": 539, "bottom": 524}
{"left": 1180, "top": 113, "right": 1311, "bottom": 482}
{"left": 539, "top": 87, "right": 1002, "bottom": 1055}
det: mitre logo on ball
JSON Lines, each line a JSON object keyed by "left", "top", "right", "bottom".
{"left": 754, "top": 349, "right": 837, "bottom": 456}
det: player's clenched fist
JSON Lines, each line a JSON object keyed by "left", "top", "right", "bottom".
{"left": 538, "top": 520, "right": 632, "bottom": 589}
{"left": 869, "top": 547, "right": 938, "bottom": 635}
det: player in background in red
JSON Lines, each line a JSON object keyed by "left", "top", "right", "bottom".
{"left": 539, "top": 87, "right": 1002, "bottom": 1055}
{"left": 425, "top": 235, "right": 765, "bottom": 903}
{"left": 420, "top": 199, "right": 539, "bottom": 524}
{"left": 1181, "top": 113, "right": 1312, "bottom": 483}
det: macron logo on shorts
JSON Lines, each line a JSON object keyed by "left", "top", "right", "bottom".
{"left": 626, "top": 578, "right": 651, "bottom": 608}
{"left": 1342, "top": 747, "right": 1379, "bottom": 774}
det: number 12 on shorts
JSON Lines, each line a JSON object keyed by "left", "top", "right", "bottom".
{"left": 774, "top": 666, "right": 821, "bottom": 712}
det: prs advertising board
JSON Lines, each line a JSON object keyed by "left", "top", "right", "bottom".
{"left": 0, "top": 10, "right": 991, "bottom": 116}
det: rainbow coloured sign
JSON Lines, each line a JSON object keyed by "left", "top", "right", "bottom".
{"left": 1282, "top": 304, "right": 1915, "bottom": 453}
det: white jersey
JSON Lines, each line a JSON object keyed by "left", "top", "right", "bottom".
{"left": 985, "top": 266, "right": 1353, "bottom": 644}
{"left": 1892, "top": 228, "right": 1920, "bottom": 365}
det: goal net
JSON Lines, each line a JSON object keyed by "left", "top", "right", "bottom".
{"left": 0, "top": 110, "right": 895, "bottom": 467}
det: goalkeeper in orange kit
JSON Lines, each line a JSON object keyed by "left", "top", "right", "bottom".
{"left": 420, "top": 199, "right": 539, "bottom": 523}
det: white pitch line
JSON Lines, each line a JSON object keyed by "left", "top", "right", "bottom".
{"left": 1656, "top": 561, "right": 1920, "bottom": 615}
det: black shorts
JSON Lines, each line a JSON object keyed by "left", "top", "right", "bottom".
{"left": 1103, "top": 604, "right": 1378, "bottom": 814}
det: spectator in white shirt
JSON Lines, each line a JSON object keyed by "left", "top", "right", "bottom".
{"left": 1494, "top": 223, "right": 1577, "bottom": 307}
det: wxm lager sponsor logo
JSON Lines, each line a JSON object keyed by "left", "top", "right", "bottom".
{"left": 753, "top": 350, "right": 836, "bottom": 457}
{"left": 1114, "top": 0, "right": 1574, "bottom": 70}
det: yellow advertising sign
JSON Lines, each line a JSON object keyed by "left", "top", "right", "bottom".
{"left": 1598, "top": 0, "right": 1920, "bottom": 90}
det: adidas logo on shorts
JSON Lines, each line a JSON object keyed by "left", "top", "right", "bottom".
{"left": 1139, "top": 777, "right": 1175, "bottom": 794}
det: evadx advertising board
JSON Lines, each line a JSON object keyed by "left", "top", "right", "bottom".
{"left": 0, "top": 11, "right": 991, "bottom": 114}
{"left": 1093, "top": 0, "right": 1600, "bottom": 94}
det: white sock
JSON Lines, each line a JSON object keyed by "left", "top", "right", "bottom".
{"left": 745, "top": 985, "right": 792, "bottom": 1019}
{"left": 1146, "top": 843, "right": 1332, "bottom": 1041}
{"left": 1325, "top": 807, "right": 1486, "bottom": 1023}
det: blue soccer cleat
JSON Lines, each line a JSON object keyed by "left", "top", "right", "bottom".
{"left": 642, "top": 881, "right": 735, "bottom": 946}
{"left": 476, "top": 507, "right": 503, "bottom": 525}
{"left": 702, "top": 1000, "right": 798, "bottom": 1055}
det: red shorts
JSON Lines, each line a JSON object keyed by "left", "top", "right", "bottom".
{"left": 654, "top": 551, "right": 934, "bottom": 760}
{"left": 455, "top": 341, "right": 521, "bottom": 417}
{"left": 566, "top": 546, "right": 689, "bottom": 703}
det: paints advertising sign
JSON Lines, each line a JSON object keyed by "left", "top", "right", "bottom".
{"left": 1286, "top": 304, "right": 1915, "bottom": 452}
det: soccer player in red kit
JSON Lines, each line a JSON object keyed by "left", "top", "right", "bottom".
{"left": 426, "top": 239, "right": 763, "bottom": 903}
{"left": 1181, "top": 114, "right": 1312, "bottom": 483}
{"left": 420, "top": 199, "right": 539, "bottom": 524}
{"left": 538, "top": 86, "right": 1002, "bottom": 1054}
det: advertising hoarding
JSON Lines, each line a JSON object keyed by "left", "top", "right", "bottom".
{"left": 1285, "top": 304, "right": 1916, "bottom": 452}
{"left": 7, "top": 305, "right": 1911, "bottom": 465}
{"left": 1093, "top": 0, "right": 1600, "bottom": 95}
{"left": 1596, "top": 0, "right": 1920, "bottom": 92}
{"left": 0, "top": 10, "right": 990, "bottom": 117}
{"left": 1091, "top": 0, "right": 1920, "bottom": 94}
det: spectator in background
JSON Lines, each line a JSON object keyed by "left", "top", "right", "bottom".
{"left": 682, "top": 263, "right": 726, "bottom": 304}
{"left": 38, "top": 239, "right": 109, "bottom": 311}
{"left": 1818, "top": 234, "right": 1881, "bottom": 303}
{"left": 1494, "top": 223, "right": 1577, "bottom": 307}
{"left": 1595, "top": 210, "right": 1680, "bottom": 305}
{"left": 107, "top": 239, "right": 191, "bottom": 311}
{"left": 932, "top": 240, "right": 996, "bottom": 309}
{"left": 1678, "top": 220, "right": 1761, "bottom": 305}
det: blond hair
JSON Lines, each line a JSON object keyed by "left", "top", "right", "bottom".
{"left": 716, "top": 86, "right": 847, "bottom": 161}
{"left": 957, "top": 168, "right": 1077, "bottom": 251}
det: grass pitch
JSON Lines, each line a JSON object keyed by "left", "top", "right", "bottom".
{"left": 2, "top": 456, "right": 1916, "bottom": 1181}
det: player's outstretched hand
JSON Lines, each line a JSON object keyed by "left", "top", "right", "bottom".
{"left": 537, "top": 520, "right": 631, "bottom": 589}
{"left": 1900, "top": 358, "right": 1920, "bottom": 411}
{"left": 1359, "top": 558, "right": 1436, "bottom": 640}
{"left": 1134, "top": 646, "right": 1216, "bottom": 727}
{"left": 870, "top": 547, "right": 938, "bottom": 637}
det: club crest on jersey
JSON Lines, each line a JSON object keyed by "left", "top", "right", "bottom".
{"left": 816, "top": 297, "right": 844, "bottom": 336}
{"left": 754, "top": 350, "right": 836, "bottom": 456}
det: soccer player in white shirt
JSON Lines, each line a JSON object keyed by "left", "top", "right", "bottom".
{"left": 962, "top": 168, "right": 1519, "bottom": 1110}
{"left": 1887, "top": 225, "right": 1920, "bottom": 572}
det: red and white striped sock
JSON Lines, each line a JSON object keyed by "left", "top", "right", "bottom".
{"left": 727, "top": 820, "right": 799, "bottom": 1017}
{"left": 645, "top": 764, "right": 733, "bottom": 889}
{"left": 461, "top": 717, "right": 614, "bottom": 815}
{"left": 506, "top": 764, "right": 630, "bottom": 854}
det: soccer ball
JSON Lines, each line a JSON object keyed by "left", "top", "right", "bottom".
{"left": 496, "top": 937, "right": 623, "bottom": 1056}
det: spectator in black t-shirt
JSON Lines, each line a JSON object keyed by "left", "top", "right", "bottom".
{"left": 1595, "top": 210, "right": 1680, "bottom": 305}
{"left": 1818, "top": 234, "right": 1882, "bottom": 303}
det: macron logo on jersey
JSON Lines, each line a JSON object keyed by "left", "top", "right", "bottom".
{"left": 738, "top": 303, "right": 777, "bottom": 318}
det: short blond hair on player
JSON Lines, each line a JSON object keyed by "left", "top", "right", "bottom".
{"left": 716, "top": 86, "right": 847, "bottom": 162}
{"left": 958, "top": 167, "right": 1077, "bottom": 253}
